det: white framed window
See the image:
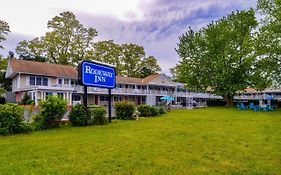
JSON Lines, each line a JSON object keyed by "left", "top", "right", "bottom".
{"left": 30, "top": 76, "right": 48, "bottom": 86}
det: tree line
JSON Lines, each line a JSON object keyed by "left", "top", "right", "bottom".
{"left": 0, "top": 11, "right": 161, "bottom": 79}
{"left": 172, "top": 0, "right": 280, "bottom": 106}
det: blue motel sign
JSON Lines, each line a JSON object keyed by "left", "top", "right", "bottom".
{"left": 78, "top": 60, "right": 116, "bottom": 89}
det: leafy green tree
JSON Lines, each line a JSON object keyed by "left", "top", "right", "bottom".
{"left": 137, "top": 56, "right": 161, "bottom": 78}
{"left": 174, "top": 9, "right": 268, "bottom": 106}
{"left": 16, "top": 11, "right": 97, "bottom": 65}
{"left": 121, "top": 43, "right": 144, "bottom": 77}
{"left": 93, "top": 40, "right": 123, "bottom": 75}
{"left": 16, "top": 38, "right": 46, "bottom": 62}
{"left": 0, "top": 20, "right": 10, "bottom": 49}
{"left": 93, "top": 41, "right": 161, "bottom": 77}
{"left": 256, "top": 0, "right": 281, "bottom": 84}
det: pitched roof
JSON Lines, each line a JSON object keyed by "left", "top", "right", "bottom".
{"left": 116, "top": 76, "right": 143, "bottom": 84}
{"left": 142, "top": 74, "right": 161, "bottom": 84}
{"left": 9, "top": 59, "right": 77, "bottom": 78}
{"left": 7, "top": 59, "right": 162, "bottom": 85}
{"left": 244, "top": 88, "right": 258, "bottom": 93}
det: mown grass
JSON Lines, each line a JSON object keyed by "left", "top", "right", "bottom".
{"left": 0, "top": 107, "right": 280, "bottom": 174}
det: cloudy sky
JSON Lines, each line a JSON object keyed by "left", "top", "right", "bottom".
{"left": 0, "top": 0, "right": 256, "bottom": 74}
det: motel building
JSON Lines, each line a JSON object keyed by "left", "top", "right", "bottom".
{"left": 5, "top": 59, "right": 222, "bottom": 107}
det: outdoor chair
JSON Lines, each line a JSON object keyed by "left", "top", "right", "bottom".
{"left": 249, "top": 103, "right": 255, "bottom": 110}
{"left": 238, "top": 103, "right": 247, "bottom": 110}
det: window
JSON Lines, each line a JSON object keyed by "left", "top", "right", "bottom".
{"left": 36, "top": 77, "right": 42, "bottom": 85}
{"left": 43, "top": 78, "right": 48, "bottom": 86}
{"left": 64, "top": 79, "right": 69, "bottom": 85}
{"left": 100, "top": 96, "right": 109, "bottom": 102}
{"left": 58, "top": 79, "right": 62, "bottom": 85}
{"left": 30, "top": 76, "right": 35, "bottom": 85}
{"left": 71, "top": 79, "right": 78, "bottom": 86}
{"left": 30, "top": 76, "right": 48, "bottom": 86}
{"left": 72, "top": 94, "right": 81, "bottom": 101}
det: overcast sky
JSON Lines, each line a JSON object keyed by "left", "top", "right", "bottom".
{"left": 0, "top": 0, "right": 256, "bottom": 74}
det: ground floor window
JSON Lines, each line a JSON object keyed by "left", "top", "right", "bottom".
{"left": 72, "top": 94, "right": 81, "bottom": 101}
{"left": 100, "top": 95, "right": 109, "bottom": 102}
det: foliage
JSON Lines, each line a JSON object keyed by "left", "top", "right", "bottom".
{"left": 93, "top": 41, "right": 161, "bottom": 77}
{"left": 16, "top": 11, "right": 97, "bottom": 65}
{"left": 0, "top": 57, "right": 12, "bottom": 91}
{"left": 114, "top": 101, "right": 135, "bottom": 120}
{"left": 137, "top": 56, "right": 161, "bottom": 78}
{"left": 0, "top": 20, "right": 10, "bottom": 49}
{"left": 150, "top": 106, "right": 159, "bottom": 116}
{"left": 30, "top": 114, "right": 45, "bottom": 130}
{"left": 137, "top": 105, "right": 152, "bottom": 117}
{"left": 39, "top": 96, "right": 67, "bottom": 129}
{"left": 0, "top": 87, "right": 5, "bottom": 97}
{"left": 69, "top": 104, "right": 91, "bottom": 126}
{"left": 0, "top": 103, "right": 31, "bottom": 135}
{"left": 137, "top": 105, "right": 160, "bottom": 117}
{"left": 91, "top": 107, "right": 107, "bottom": 125}
{"left": 93, "top": 40, "right": 123, "bottom": 75}
{"left": 158, "top": 107, "right": 166, "bottom": 115}
{"left": 21, "top": 93, "right": 34, "bottom": 105}
{"left": 174, "top": 9, "right": 267, "bottom": 106}
{"left": 256, "top": 0, "right": 281, "bottom": 85}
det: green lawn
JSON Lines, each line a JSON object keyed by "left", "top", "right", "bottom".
{"left": 0, "top": 108, "right": 281, "bottom": 174}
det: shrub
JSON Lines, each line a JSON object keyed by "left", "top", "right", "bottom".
{"left": 69, "top": 104, "right": 91, "bottom": 126}
{"left": 91, "top": 107, "right": 107, "bottom": 125}
{"left": 21, "top": 93, "right": 30, "bottom": 105}
{"left": 31, "top": 114, "right": 45, "bottom": 130}
{"left": 39, "top": 96, "right": 67, "bottom": 129}
{"left": 0, "top": 103, "right": 31, "bottom": 135}
{"left": 137, "top": 105, "right": 151, "bottom": 117}
{"left": 158, "top": 107, "right": 166, "bottom": 115}
{"left": 150, "top": 107, "right": 159, "bottom": 116}
{"left": 114, "top": 101, "right": 135, "bottom": 120}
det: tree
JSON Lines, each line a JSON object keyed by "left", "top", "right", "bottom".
{"left": 0, "top": 20, "right": 10, "bottom": 49}
{"left": 137, "top": 56, "right": 161, "bottom": 78}
{"left": 16, "top": 11, "right": 97, "bottom": 65}
{"left": 93, "top": 41, "right": 161, "bottom": 77}
{"left": 0, "top": 20, "right": 11, "bottom": 92}
{"left": 256, "top": 0, "right": 281, "bottom": 85}
{"left": 93, "top": 40, "right": 123, "bottom": 75}
{"left": 174, "top": 9, "right": 268, "bottom": 106}
{"left": 121, "top": 44, "right": 144, "bottom": 77}
{"left": 16, "top": 38, "right": 46, "bottom": 62}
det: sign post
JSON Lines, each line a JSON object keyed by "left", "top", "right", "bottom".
{"left": 78, "top": 60, "right": 116, "bottom": 123}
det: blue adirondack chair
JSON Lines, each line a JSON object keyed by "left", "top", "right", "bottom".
{"left": 254, "top": 105, "right": 260, "bottom": 112}
{"left": 249, "top": 103, "right": 255, "bottom": 110}
{"left": 239, "top": 103, "right": 247, "bottom": 110}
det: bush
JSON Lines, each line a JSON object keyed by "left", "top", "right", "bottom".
{"left": 0, "top": 103, "right": 31, "bottom": 135}
{"left": 91, "top": 107, "right": 107, "bottom": 125}
{"left": 158, "top": 107, "right": 166, "bottom": 115}
{"left": 114, "top": 101, "right": 135, "bottom": 120}
{"left": 69, "top": 104, "right": 91, "bottom": 126}
{"left": 150, "top": 107, "right": 159, "bottom": 116}
{"left": 39, "top": 96, "right": 67, "bottom": 129}
{"left": 137, "top": 105, "right": 151, "bottom": 117}
{"left": 31, "top": 114, "right": 45, "bottom": 130}
{"left": 137, "top": 105, "right": 160, "bottom": 117}
{"left": 21, "top": 93, "right": 30, "bottom": 105}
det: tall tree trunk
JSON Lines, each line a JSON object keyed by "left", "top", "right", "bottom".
{"left": 225, "top": 94, "right": 234, "bottom": 107}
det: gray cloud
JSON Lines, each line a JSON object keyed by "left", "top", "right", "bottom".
{"left": 1, "top": 0, "right": 257, "bottom": 74}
